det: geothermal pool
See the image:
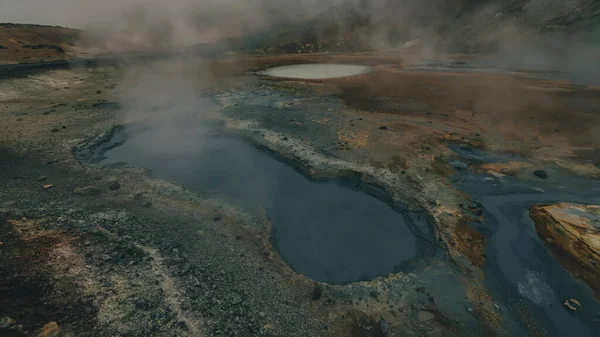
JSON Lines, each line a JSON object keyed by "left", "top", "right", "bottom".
{"left": 78, "top": 124, "right": 436, "bottom": 284}
{"left": 260, "top": 63, "right": 370, "bottom": 79}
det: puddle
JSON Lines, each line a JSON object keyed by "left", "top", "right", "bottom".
{"left": 77, "top": 124, "right": 436, "bottom": 284}
{"left": 448, "top": 147, "right": 600, "bottom": 336}
{"left": 260, "top": 64, "right": 370, "bottom": 79}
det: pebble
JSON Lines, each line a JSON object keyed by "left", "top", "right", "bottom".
{"left": 108, "top": 180, "right": 121, "bottom": 190}
{"left": 38, "top": 322, "right": 62, "bottom": 337}
{"left": 258, "top": 312, "right": 266, "bottom": 319}
{"left": 379, "top": 126, "right": 389, "bottom": 130}
{"left": 99, "top": 254, "right": 112, "bottom": 262}
{"left": 74, "top": 186, "right": 102, "bottom": 196}
{"left": 533, "top": 170, "right": 548, "bottom": 179}
{"left": 36, "top": 175, "right": 48, "bottom": 182}
{"left": 232, "top": 295, "right": 243, "bottom": 305}
{"left": 0, "top": 317, "right": 16, "bottom": 329}
{"left": 312, "top": 284, "right": 322, "bottom": 300}
{"left": 449, "top": 160, "right": 467, "bottom": 169}
{"left": 379, "top": 319, "right": 389, "bottom": 334}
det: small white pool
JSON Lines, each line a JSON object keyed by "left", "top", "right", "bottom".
{"left": 260, "top": 63, "right": 370, "bottom": 79}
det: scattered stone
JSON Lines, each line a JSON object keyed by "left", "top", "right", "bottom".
{"left": 379, "top": 319, "right": 389, "bottom": 335}
{"left": 0, "top": 317, "right": 16, "bottom": 330}
{"left": 449, "top": 160, "right": 467, "bottom": 170}
{"left": 38, "top": 322, "right": 62, "bottom": 337}
{"left": 213, "top": 214, "right": 223, "bottom": 221}
{"left": 312, "top": 284, "right": 322, "bottom": 300}
{"left": 108, "top": 180, "right": 121, "bottom": 190}
{"left": 533, "top": 170, "right": 548, "bottom": 179}
{"left": 96, "top": 90, "right": 103, "bottom": 94}
{"left": 74, "top": 186, "right": 102, "bottom": 196}
{"left": 369, "top": 290, "right": 378, "bottom": 299}
{"left": 258, "top": 312, "right": 266, "bottom": 319}
{"left": 43, "top": 184, "right": 54, "bottom": 190}
{"left": 379, "top": 126, "right": 389, "bottom": 130}
{"left": 99, "top": 254, "right": 112, "bottom": 262}
{"left": 564, "top": 298, "right": 581, "bottom": 311}
{"left": 467, "top": 307, "right": 474, "bottom": 313}
{"left": 51, "top": 128, "right": 60, "bottom": 133}
{"left": 93, "top": 101, "right": 120, "bottom": 110}
{"left": 36, "top": 175, "right": 48, "bottom": 181}
{"left": 135, "top": 298, "right": 151, "bottom": 310}
{"left": 232, "top": 295, "right": 243, "bottom": 305}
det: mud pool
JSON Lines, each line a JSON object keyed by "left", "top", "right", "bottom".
{"left": 77, "top": 124, "right": 436, "bottom": 284}
{"left": 260, "top": 64, "right": 370, "bottom": 79}
{"left": 449, "top": 146, "right": 600, "bottom": 336}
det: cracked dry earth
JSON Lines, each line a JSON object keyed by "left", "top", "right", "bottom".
{"left": 1, "top": 54, "right": 600, "bottom": 337}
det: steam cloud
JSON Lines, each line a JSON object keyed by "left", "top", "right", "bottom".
{"left": 2, "top": 0, "right": 598, "bottom": 81}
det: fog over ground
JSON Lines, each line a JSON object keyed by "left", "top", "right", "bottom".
{"left": 1, "top": 1, "right": 599, "bottom": 81}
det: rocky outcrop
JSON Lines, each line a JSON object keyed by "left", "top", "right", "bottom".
{"left": 530, "top": 203, "right": 600, "bottom": 295}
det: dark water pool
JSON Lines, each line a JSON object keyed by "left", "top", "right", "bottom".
{"left": 77, "top": 125, "right": 436, "bottom": 284}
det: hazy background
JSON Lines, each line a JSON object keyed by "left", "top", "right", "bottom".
{"left": 2, "top": 0, "right": 598, "bottom": 80}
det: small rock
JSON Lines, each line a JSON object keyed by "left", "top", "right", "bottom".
{"left": 449, "top": 160, "right": 467, "bottom": 170}
{"left": 379, "top": 319, "right": 389, "bottom": 335}
{"left": 51, "top": 128, "right": 60, "bottom": 133}
{"left": 0, "top": 317, "right": 16, "bottom": 329}
{"left": 232, "top": 295, "right": 243, "bottom": 305}
{"left": 369, "top": 290, "right": 378, "bottom": 299}
{"left": 258, "top": 312, "right": 266, "bottom": 319}
{"left": 312, "top": 284, "right": 322, "bottom": 300}
{"left": 467, "top": 307, "right": 474, "bottom": 313}
{"left": 379, "top": 126, "right": 389, "bottom": 130}
{"left": 135, "top": 298, "right": 151, "bottom": 310}
{"left": 533, "top": 170, "right": 548, "bottom": 179}
{"left": 564, "top": 298, "right": 581, "bottom": 311}
{"left": 96, "top": 90, "right": 103, "bottom": 94}
{"left": 43, "top": 184, "right": 54, "bottom": 190}
{"left": 38, "top": 322, "right": 62, "bottom": 337}
{"left": 99, "top": 254, "right": 112, "bottom": 262}
{"left": 74, "top": 186, "right": 102, "bottom": 196}
{"left": 36, "top": 175, "right": 48, "bottom": 181}
{"left": 108, "top": 180, "right": 121, "bottom": 190}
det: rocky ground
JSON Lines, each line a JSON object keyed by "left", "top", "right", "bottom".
{"left": 1, "top": 53, "right": 600, "bottom": 337}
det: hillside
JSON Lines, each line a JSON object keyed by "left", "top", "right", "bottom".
{"left": 0, "top": 23, "right": 82, "bottom": 64}
{"left": 238, "top": 0, "right": 600, "bottom": 54}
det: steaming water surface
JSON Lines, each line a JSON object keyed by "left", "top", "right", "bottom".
{"left": 85, "top": 125, "right": 435, "bottom": 284}
{"left": 260, "top": 64, "right": 370, "bottom": 79}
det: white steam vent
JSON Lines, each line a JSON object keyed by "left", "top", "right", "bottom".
{"left": 260, "top": 63, "right": 370, "bottom": 79}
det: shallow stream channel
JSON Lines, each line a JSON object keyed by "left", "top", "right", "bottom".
{"left": 449, "top": 145, "right": 600, "bottom": 336}
{"left": 76, "top": 117, "right": 437, "bottom": 285}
